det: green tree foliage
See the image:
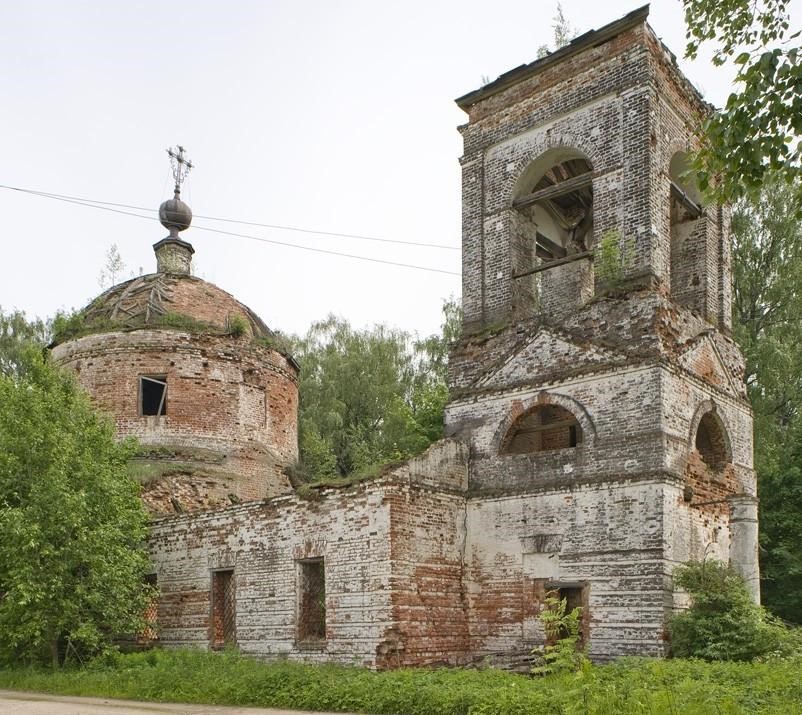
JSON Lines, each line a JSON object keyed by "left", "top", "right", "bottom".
{"left": 0, "top": 335, "right": 153, "bottom": 667}
{"left": 291, "top": 300, "right": 461, "bottom": 481}
{"left": 730, "top": 180, "right": 802, "bottom": 623}
{"left": 683, "top": 0, "right": 802, "bottom": 208}
{"left": 669, "top": 560, "right": 799, "bottom": 661}
{"left": 0, "top": 307, "right": 48, "bottom": 378}
{"left": 761, "top": 448, "right": 802, "bottom": 624}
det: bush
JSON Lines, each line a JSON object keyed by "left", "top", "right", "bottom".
{"left": 227, "top": 314, "right": 248, "bottom": 338}
{"left": 669, "top": 560, "right": 801, "bottom": 661}
{"left": 594, "top": 229, "right": 634, "bottom": 290}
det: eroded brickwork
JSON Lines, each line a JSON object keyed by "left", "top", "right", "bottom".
{"left": 441, "top": 4, "right": 757, "bottom": 663}
{"left": 55, "top": 329, "right": 298, "bottom": 513}
{"left": 53, "top": 6, "right": 758, "bottom": 668}
{"left": 148, "top": 440, "right": 469, "bottom": 667}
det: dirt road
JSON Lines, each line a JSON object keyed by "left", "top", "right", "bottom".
{"left": 0, "top": 690, "right": 352, "bottom": 715}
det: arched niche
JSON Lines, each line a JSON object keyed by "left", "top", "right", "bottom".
{"left": 682, "top": 403, "right": 736, "bottom": 507}
{"left": 693, "top": 410, "right": 731, "bottom": 472}
{"left": 510, "top": 148, "right": 595, "bottom": 320}
{"left": 502, "top": 404, "right": 582, "bottom": 454}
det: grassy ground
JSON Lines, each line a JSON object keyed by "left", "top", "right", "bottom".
{"left": 0, "top": 648, "right": 801, "bottom": 715}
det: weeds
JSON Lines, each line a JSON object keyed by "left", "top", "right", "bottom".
{"left": 227, "top": 314, "right": 248, "bottom": 338}
{"left": 531, "top": 593, "right": 589, "bottom": 676}
{"left": 0, "top": 648, "right": 801, "bottom": 714}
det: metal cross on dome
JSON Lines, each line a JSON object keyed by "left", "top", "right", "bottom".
{"left": 166, "top": 145, "right": 194, "bottom": 196}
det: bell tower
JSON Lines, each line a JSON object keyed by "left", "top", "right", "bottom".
{"left": 455, "top": 7, "right": 731, "bottom": 333}
{"left": 446, "top": 6, "right": 758, "bottom": 661}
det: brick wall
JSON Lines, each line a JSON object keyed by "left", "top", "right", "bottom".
{"left": 456, "top": 15, "right": 730, "bottom": 335}
{"left": 465, "top": 482, "right": 669, "bottom": 660}
{"left": 385, "top": 483, "right": 469, "bottom": 666}
{"left": 53, "top": 329, "right": 298, "bottom": 513}
{"left": 148, "top": 441, "right": 470, "bottom": 667}
{"left": 149, "top": 482, "right": 394, "bottom": 665}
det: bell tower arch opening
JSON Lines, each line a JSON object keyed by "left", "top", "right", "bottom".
{"left": 669, "top": 151, "right": 706, "bottom": 311}
{"left": 510, "top": 149, "right": 594, "bottom": 320}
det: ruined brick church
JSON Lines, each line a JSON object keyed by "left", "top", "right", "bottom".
{"left": 52, "top": 6, "right": 758, "bottom": 666}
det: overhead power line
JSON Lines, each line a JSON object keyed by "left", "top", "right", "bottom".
{"left": 0, "top": 184, "right": 461, "bottom": 277}
{"left": 0, "top": 185, "right": 459, "bottom": 250}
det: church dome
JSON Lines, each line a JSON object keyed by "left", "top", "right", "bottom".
{"left": 53, "top": 272, "right": 277, "bottom": 345}
{"left": 50, "top": 149, "right": 299, "bottom": 515}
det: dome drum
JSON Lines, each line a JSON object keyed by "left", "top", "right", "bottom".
{"left": 50, "top": 168, "right": 300, "bottom": 515}
{"left": 52, "top": 324, "right": 298, "bottom": 515}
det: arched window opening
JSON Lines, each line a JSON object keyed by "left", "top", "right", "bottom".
{"left": 502, "top": 405, "right": 583, "bottom": 455}
{"left": 694, "top": 412, "right": 728, "bottom": 472}
{"left": 511, "top": 151, "right": 594, "bottom": 318}
{"left": 514, "top": 155, "right": 594, "bottom": 263}
{"left": 669, "top": 152, "right": 704, "bottom": 305}
{"left": 669, "top": 152, "right": 702, "bottom": 222}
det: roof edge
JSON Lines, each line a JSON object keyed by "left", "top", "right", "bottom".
{"left": 455, "top": 4, "right": 650, "bottom": 111}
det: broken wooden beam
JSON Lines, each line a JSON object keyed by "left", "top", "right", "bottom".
{"left": 535, "top": 232, "right": 567, "bottom": 259}
{"left": 511, "top": 418, "right": 580, "bottom": 436}
{"left": 670, "top": 180, "right": 703, "bottom": 219}
{"left": 512, "top": 251, "right": 593, "bottom": 279}
{"left": 512, "top": 172, "right": 593, "bottom": 210}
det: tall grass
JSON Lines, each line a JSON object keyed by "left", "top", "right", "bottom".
{"left": 0, "top": 648, "right": 800, "bottom": 714}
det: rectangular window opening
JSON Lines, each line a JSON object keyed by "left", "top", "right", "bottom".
{"left": 558, "top": 586, "right": 583, "bottom": 615}
{"left": 140, "top": 375, "right": 167, "bottom": 416}
{"left": 544, "top": 581, "right": 589, "bottom": 648}
{"left": 210, "top": 569, "right": 236, "bottom": 649}
{"left": 298, "top": 558, "right": 326, "bottom": 642}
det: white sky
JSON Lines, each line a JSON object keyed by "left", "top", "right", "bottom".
{"left": 1, "top": 1, "right": 795, "bottom": 339}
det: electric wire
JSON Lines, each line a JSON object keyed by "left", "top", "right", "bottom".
{"left": 0, "top": 184, "right": 461, "bottom": 277}
{"left": 0, "top": 185, "right": 459, "bottom": 250}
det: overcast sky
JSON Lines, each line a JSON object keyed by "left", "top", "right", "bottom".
{"left": 1, "top": 1, "right": 796, "bottom": 339}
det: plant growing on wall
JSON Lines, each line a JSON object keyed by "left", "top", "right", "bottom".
{"left": 227, "top": 313, "right": 248, "bottom": 338}
{"left": 594, "top": 229, "right": 635, "bottom": 290}
{"left": 98, "top": 244, "right": 126, "bottom": 289}
{"left": 531, "top": 593, "right": 588, "bottom": 675}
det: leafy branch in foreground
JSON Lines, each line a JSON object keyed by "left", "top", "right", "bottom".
{"left": 683, "top": 0, "right": 802, "bottom": 210}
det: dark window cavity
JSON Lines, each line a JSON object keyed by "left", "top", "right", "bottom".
{"left": 695, "top": 412, "right": 729, "bottom": 472}
{"left": 298, "top": 559, "right": 326, "bottom": 642}
{"left": 140, "top": 375, "right": 167, "bottom": 416}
